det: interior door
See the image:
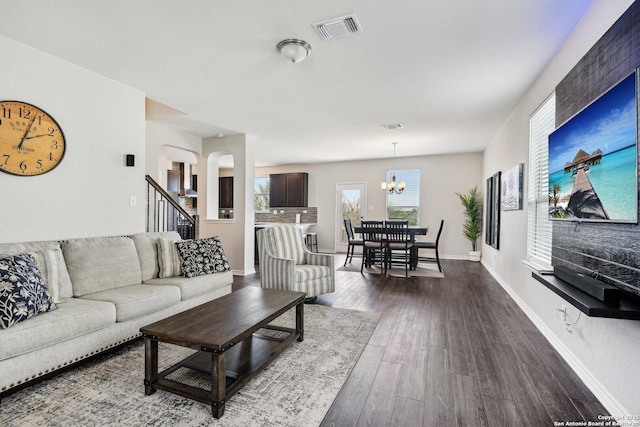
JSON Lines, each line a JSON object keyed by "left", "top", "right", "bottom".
{"left": 336, "top": 183, "right": 366, "bottom": 253}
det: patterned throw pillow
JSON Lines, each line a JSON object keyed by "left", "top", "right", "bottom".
{"left": 175, "top": 237, "right": 231, "bottom": 278}
{"left": 0, "top": 253, "right": 56, "bottom": 329}
{"left": 30, "top": 249, "right": 64, "bottom": 303}
{"left": 156, "top": 237, "right": 182, "bottom": 278}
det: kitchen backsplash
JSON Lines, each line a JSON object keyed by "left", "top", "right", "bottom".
{"left": 255, "top": 207, "right": 317, "bottom": 224}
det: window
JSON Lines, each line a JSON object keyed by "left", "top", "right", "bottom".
{"left": 254, "top": 177, "right": 270, "bottom": 212}
{"left": 386, "top": 169, "right": 420, "bottom": 225}
{"left": 526, "top": 93, "right": 555, "bottom": 271}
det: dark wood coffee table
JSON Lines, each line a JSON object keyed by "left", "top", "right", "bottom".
{"left": 140, "top": 287, "right": 305, "bottom": 418}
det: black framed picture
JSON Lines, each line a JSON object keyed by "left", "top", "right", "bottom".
{"left": 485, "top": 172, "right": 501, "bottom": 249}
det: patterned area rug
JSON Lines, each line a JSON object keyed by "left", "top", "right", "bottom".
{"left": 0, "top": 305, "right": 380, "bottom": 427}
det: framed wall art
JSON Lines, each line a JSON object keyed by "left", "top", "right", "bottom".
{"left": 485, "top": 172, "right": 501, "bottom": 249}
{"left": 501, "top": 163, "right": 523, "bottom": 211}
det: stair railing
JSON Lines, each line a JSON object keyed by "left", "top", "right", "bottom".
{"left": 145, "top": 174, "right": 198, "bottom": 240}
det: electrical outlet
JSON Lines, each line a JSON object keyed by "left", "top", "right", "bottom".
{"left": 556, "top": 305, "right": 567, "bottom": 322}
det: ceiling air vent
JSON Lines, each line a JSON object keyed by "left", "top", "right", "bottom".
{"left": 313, "top": 14, "right": 362, "bottom": 41}
{"left": 381, "top": 123, "right": 404, "bottom": 131}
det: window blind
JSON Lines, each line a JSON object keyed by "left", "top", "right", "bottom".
{"left": 386, "top": 169, "right": 420, "bottom": 225}
{"left": 386, "top": 169, "right": 420, "bottom": 207}
{"left": 526, "top": 93, "right": 555, "bottom": 271}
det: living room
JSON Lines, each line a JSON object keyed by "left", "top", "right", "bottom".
{"left": 2, "top": 0, "right": 640, "bottom": 424}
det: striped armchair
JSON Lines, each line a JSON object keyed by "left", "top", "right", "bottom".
{"left": 257, "top": 225, "right": 335, "bottom": 300}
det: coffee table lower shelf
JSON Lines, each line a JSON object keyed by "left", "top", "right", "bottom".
{"left": 144, "top": 325, "right": 299, "bottom": 417}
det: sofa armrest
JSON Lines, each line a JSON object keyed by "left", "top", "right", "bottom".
{"left": 260, "top": 252, "right": 296, "bottom": 289}
{"left": 305, "top": 252, "right": 334, "bottom": 270}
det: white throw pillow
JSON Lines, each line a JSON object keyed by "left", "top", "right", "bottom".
{"left": 156, "top": 237, "right": 182, "bottom": 278}
{"left": 30, "top": 248, "right": 65, "bottom": 303}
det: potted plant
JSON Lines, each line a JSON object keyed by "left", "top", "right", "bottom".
{"left": 456, "top": 186, "right": 483, "bottom": 261}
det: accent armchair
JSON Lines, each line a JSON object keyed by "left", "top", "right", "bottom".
{"left": 257, "top": 225, "right": 335, "bottom": 301}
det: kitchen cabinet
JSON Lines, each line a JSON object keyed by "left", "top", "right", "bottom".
{"left": 269, "top": 172, "right": 308, "bottom": 207}
{"left": 219, "top": 176, "right": 233, "bottom": 209}
{"left": 191, "top": 175, "right": 198, "bottom": 209}
{"left": 167, "top": 170, "right": 180, "bottom": 193}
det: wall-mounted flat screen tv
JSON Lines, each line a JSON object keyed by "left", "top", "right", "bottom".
{"left": 548, "top": 70, "right": 638, "bottom": 223}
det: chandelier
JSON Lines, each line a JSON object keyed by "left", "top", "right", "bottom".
{"left": 381, "top": 142, "right": 406, "bottom": 194}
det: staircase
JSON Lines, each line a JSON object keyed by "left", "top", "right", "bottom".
{"left": 145, "top": 175, "right": 198, "bottom": 240}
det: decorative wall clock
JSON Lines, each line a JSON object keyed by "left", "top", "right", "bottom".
{"left": 0, "top": 100, "right": 66, "bottom": 176}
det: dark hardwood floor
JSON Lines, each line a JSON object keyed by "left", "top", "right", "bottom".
{"left": 234, "top": 258, "right": 608, "bottom": 426}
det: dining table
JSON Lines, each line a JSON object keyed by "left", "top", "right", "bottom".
{"left": 353, "top": 224, "right": 428, "bottom": 240}
{"left": 353, "top": 224, "right": 428, "bottom": 270}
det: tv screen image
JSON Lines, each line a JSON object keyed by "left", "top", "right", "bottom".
{"left": 548, "top": 70, "right": 638, "bottom": 222}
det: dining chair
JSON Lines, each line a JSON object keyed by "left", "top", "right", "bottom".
{"left": 360, "top": 220, "right": 386, "bottom": 274}
{"left": 385, "top": 220, "right": 413, "bottom": 278}
{"left": 413, "top": 219, "right": 444, "bottom": 272}
{"left": 343, "top": 218, "right": 364, "bottom": 266}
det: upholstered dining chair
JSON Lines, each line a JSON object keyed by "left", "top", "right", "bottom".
{"left": 360, "top": 220, "right": 386, "bottom": 274}
{"left": 413, "top": 219, "right": 444, "bottom": 272}
{"left": 343, "top": 218, "right": 364, "bottom": 266}
{"left": 257, "top": 225, "right": 335, "bottom": 302}
{"left": 385, "top": 220, "right": 414, "bottom": 278}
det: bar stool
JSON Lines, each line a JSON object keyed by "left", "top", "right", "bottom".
{"left": 304, "top": 232, "right": 318, "bottom": 252}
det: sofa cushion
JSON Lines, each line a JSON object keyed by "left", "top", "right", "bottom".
{"left": 130, "top": 232, "right": 182, "bottom": 281}
{"left": 295, "top": 265, "right": 332, "bottom": 283}
{"left": 0, "top": 297, "right": 115, "bottom": 361}
{"left": 157, "top": 237, "right": 183, "bottom": 278}
{"left": 79, "top": 284, "right": 181, "bottom": 322}
{"left": 0, "top": 254, "right": 56, "bottom": 329}
{"left": 63, "top": 237, "right": 142, "bottom": 297}
{"left": 266, "top": 226, "right": 306, "bottom": 265}
{"left": 175, "top": 237, "right": 231, "bottom": 278}
{"left": 0, "top": 241, "right": 73, "bottom": 299}
{"left": 144, "top": 270, "right": 233, "bottom": 301}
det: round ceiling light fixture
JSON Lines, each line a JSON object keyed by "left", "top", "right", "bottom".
{"left": 277, "top": 39, "right": 311, "bottom": 63}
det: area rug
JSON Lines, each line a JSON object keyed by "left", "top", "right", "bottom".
{"left": 0, "top": 305, "right": 380, "bottom": 427}
{"left": 339, "top": 262, "right": 444, "bottom": 278}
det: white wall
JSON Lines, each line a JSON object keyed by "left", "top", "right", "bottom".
{"left": 0, "top": 36, "right": 146, "bottom": 243}
{"left": 256, "top": 151, "right": 483, "bottom": 257}
{"left": 201, "top": 134, "right": 256, "bottom": 275}
{"left": 482, "top": 0, "right": 640, "bottom": 415}
{"left": 146, "top": 121, "right": 203, "bottom": 186}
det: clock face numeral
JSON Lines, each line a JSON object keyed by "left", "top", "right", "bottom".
{"left": 0, "top": 101, "right": 66, "bottom": 176}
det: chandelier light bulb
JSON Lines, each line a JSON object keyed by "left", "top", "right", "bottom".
{"left": 381, "top": 143, "right": 406, "bottom": 194}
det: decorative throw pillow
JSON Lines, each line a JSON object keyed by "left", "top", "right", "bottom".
{"left": 30, "top": 249, "right": 64, "bottom": 303}
{"left": 175, "top": 237, "right": 231, "bottom": 278}
{"left": 0, "top": 253, "right": 56, "bottom": 329}
{"left": 156, "top": 237, "right": 182, "bottom": 278}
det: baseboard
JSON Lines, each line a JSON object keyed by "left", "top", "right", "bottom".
{"left": 443, "top": 254, "right": 469, "bottom": 261}
{"left": 481, "top": 260, "right": 629, "bottom": 418}
{"left": 232, "top": 267, "right": 256, "bottom": 276}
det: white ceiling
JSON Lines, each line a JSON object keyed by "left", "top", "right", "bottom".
{"left": 0, "top": 0, "right": 596, "bottom": 166}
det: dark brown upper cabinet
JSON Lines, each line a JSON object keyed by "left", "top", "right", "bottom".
{"left": 269, "top": 172, "right": 308, "bottom": 207}
{"left": 167, "top": 169, "right": 180, "bottom": 193}
{"left": 219, "top": 176, "right": 233, "bottom": 209}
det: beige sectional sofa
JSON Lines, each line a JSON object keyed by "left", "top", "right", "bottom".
{"left": 0, "top": 231, "right": 233, "bottom": 399}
